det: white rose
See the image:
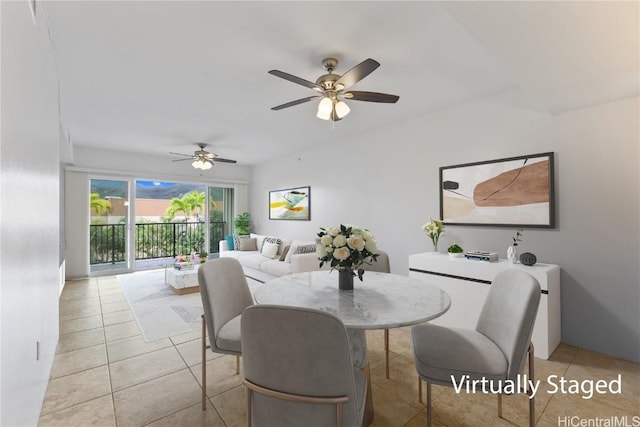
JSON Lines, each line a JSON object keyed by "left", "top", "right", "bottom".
{"left": 325, "top": 246, "right": 334, "bottom": 253}
{"left": 333, "top": 246, "right": 351, "bottom": 261}
{"left": 329, "top": 226, "right": 340, "bottom": 237}
{"left": 316, "top": 243, "right": 327, "bottom": 258}
{"left": 362, "top": 229, "right": 373, "bottom": 240}
{"left": 347, "top": 235, "right": 366, "bottom": 251}
{"left": 365, "top": 238, "right": 378, "bottom": 254}
{"left": 333, "top": 234, "right": 347, "bottom": 247}
{"left": 320, "top": 234, "right": 333, "bottom": 246}
{"left": 351, "top": 226, "right": 363, "bottom": 235}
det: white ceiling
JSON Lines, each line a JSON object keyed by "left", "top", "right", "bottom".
{"left": 44, "top": 1, "right": 638, "bottom": 166}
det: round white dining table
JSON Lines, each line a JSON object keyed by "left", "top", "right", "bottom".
{"left": 253, "top": 270, "right": 451, "bottom": 329}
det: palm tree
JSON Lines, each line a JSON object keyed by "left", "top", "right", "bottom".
{"left": 90, "top": 193, "right": 111, "bottom": 216}
{"left": 183, "top": 191, "right": 206, "bottom": 222}
{"left": 165, "top": 197, "right": 192, "bottom": 222}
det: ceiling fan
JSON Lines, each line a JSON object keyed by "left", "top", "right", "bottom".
{"left": 170, "top": 143, "right": 237, "bottom": 170}
{"left": 269, "top": 57, "right": 399, "bottom": 121}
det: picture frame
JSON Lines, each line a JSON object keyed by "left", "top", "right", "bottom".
{"left": 440, "top": 152, "right": 555, "bottom": 228}
{"left": 269, "top": 186, "right": 310, "bottom": 221}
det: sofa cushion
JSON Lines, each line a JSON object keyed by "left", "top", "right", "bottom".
{"left": 225, "top": 235, "right": 235, "bottom": 250}
{"left": 261, "top": 236, "right": 282, "bottom": 252}
{"left": 239, "top": 253, "right": 273, "bottom": 270}
{"left": 250, "top": 234, "right": 268, "bottom": 251}
{"left": 294, "top": 244, "right": 316, "bottom": 255}
{"left": 285, "top": 240, "right": 316, "bottom": 263}
{"left": 238, "top": 238, "right": 258, "bottom": 251}
{"left": 261, "top": 241, "right": 280, "bottom": 259}
{"left": 233, "top": 235, "right": 250, "bottom": 250}
{"left": 260, "top": 259, "right": 293, "bottom": 277}
{"left": 279, "top": 245, "right": 290, "bottom": 261}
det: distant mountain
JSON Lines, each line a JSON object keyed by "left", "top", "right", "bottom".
{"left": 91, "top": 180, "right": 223, "bottom": 200}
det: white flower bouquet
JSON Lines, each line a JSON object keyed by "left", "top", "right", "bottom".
{"left": 422, "top": 218, "right": 444, "bottom": 251}
{"left": 316, "top": 224, "right": 379, "bottom": 281}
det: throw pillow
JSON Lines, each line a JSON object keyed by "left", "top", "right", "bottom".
{"left": 261, "top": 237, "right": 282, "bottom": 254}
{"left": 261, "top": 241, "right": 279, "bottom": 259}
{"left": 225, "top": 235, "right": 235, "bottom": 251}
{"left": 233, "top": 235, "right": 249, "bottom": 250}
{"left": 279, "top": 245, "right": 290, "bottom": 262}
{"left": 294, "top": 244, "right": 317, "bottom": 255}
{"left": 285, "top": 240, "right": 316, "bottom": 263}
{"left": 238, "top": 237, "right": 257, "bottom": 251}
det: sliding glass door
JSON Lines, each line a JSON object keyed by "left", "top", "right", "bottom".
{"left": 89, "top": 179, "right": 130, "bottom": 274}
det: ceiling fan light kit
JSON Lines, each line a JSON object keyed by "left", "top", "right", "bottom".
{"left": 169, "top": 143, "right": 237, "bottom": 171}
{"left": 269, "top": 57, "right": 399, "bottom": 122}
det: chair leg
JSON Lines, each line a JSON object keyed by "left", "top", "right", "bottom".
{"left": 201, "top": 315, "right": 207, "bottom": 411}
{"left": 528, "top": 342, "right": 535, "bottom": 427}
{"left": 245, "top": 387, "right": 252, "bottom": 427}
{"left": 236, "top": 355, "right": 240, "bottom": 375}
{"left": 497, "top": 393, "right": 502, "bottom": 418}
{"left": 418, "top": 376, "right": 422, "bottom": 403}
{"left": 426, "top": 381, "right": 432, "bottom": 427}
{"left": 384, "top": 329, "right": 390, "bottom": 379}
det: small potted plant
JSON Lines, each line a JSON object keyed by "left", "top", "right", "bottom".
{"left": 199, "top": 251, "right": 208, "bottom": 264}
{"left": 447, "top": 244, "right": 464, "bottom": 259}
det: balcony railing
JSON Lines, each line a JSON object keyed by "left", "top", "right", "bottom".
{"left": 90, "top": 221, "right": 226, "bottom": 265}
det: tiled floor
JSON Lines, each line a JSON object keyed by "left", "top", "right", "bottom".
{"left": 40, "top": 275, "right": 639, "bottom": 426}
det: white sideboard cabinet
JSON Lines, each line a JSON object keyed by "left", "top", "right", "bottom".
{"left": 408, "top": 253, "right": 561, "bottom": 359}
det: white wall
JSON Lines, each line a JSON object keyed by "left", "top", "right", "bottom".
{"left": 250, "top": 95, "right": 639, "bottom": 362}
{"left": 0, "top": 1, "right": 62, "bottom": 424}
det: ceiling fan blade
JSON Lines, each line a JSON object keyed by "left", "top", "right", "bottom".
{"left": 335, "top": 58, "right": 380, "bottom": 90}
{"left": 172, "top": 158, "right": 194, "bottom": 162}
{"left": 213, "top": 157, "right": 237, "bottom": 164}
{"left": 169, "top": 152, "right": 194, "bottom": 157}
{"left": 343, "top": 91, "right": 399, "bottom": 103}
{"left": 268, "top": 70, "right": 323, "bottom": 92}
{"left": 271, "top": 95, "right": 321, "bottom": 111}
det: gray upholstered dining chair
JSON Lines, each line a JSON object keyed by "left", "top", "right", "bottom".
{"left": 411, "top": 269, "right": 541, "bottom": 427}
{"left": 198, "top": 257, "right": 253, "bottom": 411}
{"left": 241, "top": 304, "right": 367, "bottom": 427}
{"left": 360, "top": 250, "right": 392, "bottom": 378}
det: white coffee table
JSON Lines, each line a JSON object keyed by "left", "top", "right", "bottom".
{"left": 165, "top": 265, "right": 200, "bottom": 294}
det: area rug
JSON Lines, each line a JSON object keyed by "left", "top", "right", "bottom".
{"left": 117, "top": 269, "right": 264, "bottom": 342}
{"left": 117, "top": 269, "right": 203, "bottom": 341}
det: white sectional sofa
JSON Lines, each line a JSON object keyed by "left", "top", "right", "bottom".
{"left": 219, "top": 233, "right": 328, "bottom": 283}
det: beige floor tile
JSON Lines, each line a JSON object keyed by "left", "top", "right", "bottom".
{"left": 101, "top": 300, "right": 130, "bottom": 314}
{"left": 106, "top": 334, "right": 173, "bottom": 363}
{"left": 102, "top": 309, "right": 134, "bottom": 326}
{"left": 59, "top": 314, "right": 103, "bottom": 335}
{"left": 99, "top": 287, "right": 125, "bottom": 297}
{"left": 41, "top": 366, "right": 111, "bottom": 415}
{"left": 109, "top": 347, "right": 187, "bottom": 392}
{"left": 56, "top": 327, "right": 105, "bottom": 354}
{"left": 370, "top": 354, "right": 424, "bottom": 410}
{"left": 38, "top": 394, "right": 115, "bottom": 427}
{"left": 170, "top": 329, "right": 203, "bottom": 345}
{"left": 175, "top": 338, "right": 220, "bottom": 367}
{"left": 104, "top": 320, "right": 140, "bottom": 342}
{"left": 60, "top": 288, "right": 100, "bottom": 303}
{"left": 210, "top": 385, "right": 246, "bottom": 427}
{"left": 100, "top": 292, "right": 126, "bottom": 305}
{"left": 50, "top": 344, "right": 107, "bottom": 379}
{"left": 369, "top": 383, "right": 422, "bottom": 426}
{"left": 191, "top": 356, "right": 243, "bottom": 398}
{"left": 146, "top": 401, "right": 226, "bottom": 427}
{"left": 97, "top": 278, "right": 122, "bottom": 290}
{"left": 113, "top": 369, "right": 201, "bottom": 426}
{"left": 59, "top": 301, "right": 102, "bottom": 322}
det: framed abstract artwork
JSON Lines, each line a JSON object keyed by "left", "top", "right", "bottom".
{"left": 269, "top": 186, "right": 310, "bottom": 220}
{"left": 440, "top": 152, "right": 555, "bottom": 228}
